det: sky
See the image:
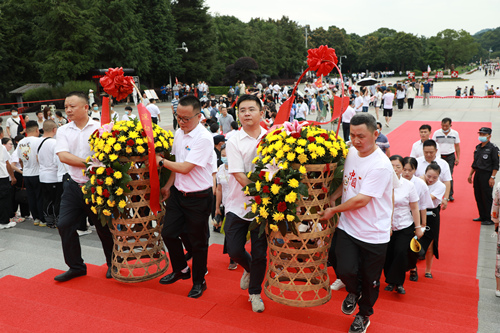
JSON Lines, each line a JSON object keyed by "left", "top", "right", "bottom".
{"left": 205, "top": 0, "right": 498, "bottom": 38}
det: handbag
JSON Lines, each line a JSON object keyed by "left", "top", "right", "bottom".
{"left": 15, "top": 186, "right": 28, "bottom": 205}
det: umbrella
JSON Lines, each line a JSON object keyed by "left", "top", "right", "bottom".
{"left": 357, "top": 78, "right": 379, "bottom": 87}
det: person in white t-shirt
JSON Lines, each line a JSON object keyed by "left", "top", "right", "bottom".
{"left": 410, "top": 124, "right": 441, "bottom": 159}
{"left": 320, "top": 113, "right": 394, "bottom": 332}
{"left": 37, "top": 120, "right": 62, "bottom": 229}
{"left": 156, "top": 95, "right": 214, "bottom": 299}
{"left": 146, "top": 99, "right": 161, "bottom": 124}
{"left": 382, "top": 89, "right": 395, "bottom": 127}
{"left": 354, "top": 91, "right": 363, "bottom": 112}
{"left": 225, "top": 94, "right": 267, "bottom": 313}
{"left": 341, "top": 100, "right": 356, "bottom": 142}
{"left": 17, "top": 121, "right": 45, "bottom": 226}
{"left": 6, "top": 107, "right": 21, "bottom": 139}
{"left": 419, "top": 162, "right": 446, "bottom": 279}
{"left": 0, "top": 129, "right": 17, "bottom": 229}
{"left": 121, "top": 106, "right": 137, "bottom": 121}
{"left": 295, "top": 97, "right": 308, "bottom": 121}
{"left": 383, "top": 155, "right": 422, "bottom": 295}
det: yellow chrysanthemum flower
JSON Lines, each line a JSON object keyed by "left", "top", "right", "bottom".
{"left": 272, "top": 212, "right": 285, "bottom": 221}
{"left": 107, "top": 200, "right": 115, "bottom": 207}
{"left": 113, "top": 143, "right": 122, "bottom": 151}
{"left": 330, "top": 149, "right": 338, "bottom": 158}
{"left": 298, "top": 154, "right": 308, "bottom": 164}
{"left": 316, "top": 137, "right": 325, "bottom": 144}
{"left": 286, "top": 152, "right": 296, "bottom": 162}
{"left": 244, "top": 202, "right": 247, "bottom": 210}
{"left": 308, "top": 143, "right": 317, "bottom": 152}
{"left": 270, "top": 184, "right": 281, "bottom": 195}
{"left": 247, "top": 172, "right": 252, "bottom": 178}
{"left": 136, "top": 138, "right": 144, "bottom": 145}
{"left": 262, "top": 197, "right": 271, "bottom": 206}
{"left": 129, "top": 131, "right": 139, "bottom": 139}
{"left": 118, "top": 200, "right": 127, "bottom": 209}
{"left": 259, "top": 207, "right": 269, "bottom": 219}
{"left": 91, "top": 194, "right": 96, "bottom": 203}
{"left": 285, "top": 137, "right": 296, "bottom": 144}
{"left": 101, "top": 132, "right": 110, "bottom": 139}
{"left": 118, "top": 136, "right": 127, "bottom": 142}
{"left": 105, "top": 177, "right": 113, "bottom": 186}
{"left": 281, "top": 161, "right": 288, "bottom": 170}
{"left": 137, "top": 146, "right": 145, "bottom": 154}
{"left": 96, "top": 167, "right": 105, "bottom": 175}
{"left": 255, "top": 216, "right": 261, "bottom": 224}
{"left": 109, "top": 154, "right": 119, "bottom": 161}
{"left": 99, "top": 153, "right": 105, "bottom": 161}
{"left": 126, "top": 147, "right": 133, "bottom": 154}
{"left": 103, "top": 145, "right": 112, "bottom": 154}
{"left": 317, "top": 146, "right": 326, "bottom": 157}
{"left": 91, "top": 206, "right": 97, "bottom": 214}
{"left": 295, "top": 147, "right": 305, "bottom": 154}
{"left": 107, "top": 137, "right": 116, "bottom": 146}
{"left": 103, "top": 209, "right": 112, "bottom": 216}
{"left": 297, "top": 138, "right": 307, "bottom": 146}
{"left": 262, "top": 148, "right": 268, "bottom": 155}
{"left": 96, "top": 196, "right": 104, "bottom": 205}
{"left": 262, "top": 155, "right": 271, "bottom": 164}
{"left": 286, "top": 214, "right": 295, "bottom": 222}
{"left": 115, "top": 187, "right": 124, "bottom": 196}
{"left": 252, "top": 156, "right": 259, "bottom": 164}
{"left": 285, "top": 191, "right": 297, "bottom": 203}
{"left": 255, "top": 181, "right": 261, "bottom": 192}
{"left": 85, "top": 198, "right": 89, "bottom": 205}
{"left": 114, "top": 171, "right": 122, "bottom": 179}
{"left": 270, "top": 224, "right": 279, "bottom": 232}
{"left": 275, "top": 150, "right": 284, "bottom": 160}
{"left": 282, "top": 144, "right": 291, "bottom": 153}
{"left": 311, "top": 152, "right": 318, "bottom": 160}
{"left": 251, "top": 203, "right": 258, "bottom": 214}
{"left": 96, "top": 186, "right": 103, "bottom": 196}
{"left": 299, "top": 165, "right": 307, "bottom": 174}
{"left": 244, "top": 187, "right": 250, "bottom": 195}
{"left": 288, "top": 178, "right": 299, "bottom": 188}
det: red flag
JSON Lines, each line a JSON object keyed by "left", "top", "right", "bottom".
{"left": 101, "top": 96, "right": 111, "bottom": 125}
{"left": 231, "top": 96, "right": 239, "bottom": 108}
{"left": 137, "top": 103, "right": 161, "bottom": 215}
{"left": 273, "top": 95, "right": 296, "bottom": 126}
{"left": 19, "top": 113, "right": 26, "bottom": 130}
{"left": 315, "top": 77, "right": 323, "bottom": 88}
{"left": 175, "top": 77, "right": 179, "bottom": 85}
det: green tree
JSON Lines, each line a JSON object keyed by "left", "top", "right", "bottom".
{"left": 276, "top": 16, "right": 305, "bottom": 78}
{"left": 137, "top": 0, "right": 180, "bottom": 87}
{"left": 93, "top": 0, "right": 151, "bottom": 77}
{"left": 392, "top": 32, "right": 422, "bottom": 71}
{"left": 31, "top": 0, "right": 101, "bottom": 84}
{"left": 431, "top": 29, "right": 478, "bottom": 68}
{"left": 247, "top": 18, "right": 280, "bottom": 78}
{"left": 172, "top": 0, "right": 217, "bottom": 83}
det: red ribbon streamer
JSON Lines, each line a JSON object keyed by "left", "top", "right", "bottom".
{"left": 137, "top": 103, "right": 161, "bottom": 215}
{"left": 101, "top": 97, "right": 110, "bottom": 126}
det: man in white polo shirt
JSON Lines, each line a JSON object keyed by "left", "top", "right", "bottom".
{"left": 432, "top": 118, "right": 460, "bottom": 201}
{"left": 157, "top": 95, "right": 214, "bottom": 299}
{"left": 225, "top": 94, "right": 267, "bottom": 313}
{"left": 146, "top": 98, "right": 161, "bottom": 124}
{"left": 54, "top": 91, "right": 114, "bottom": 282}
{"left": 410, "top": 124, "right": 441, "bottom": 159}
{"left": 415, "top": 139, "right": 452, "bottom": 210}
{"left": 319, "top": 113, "right": 394, "bottom": 333}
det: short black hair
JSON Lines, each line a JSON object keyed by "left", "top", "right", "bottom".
{"left": 209, "top": 122, "right": 219, "bottom": 133}
{"left": 149, "top": 98, "right": 155, "bottom": 103}
{"left": 350, "top": 113, "right": 377, "bottom": 133}
{"left": 442, "top": 117, "right": 452, "bottom": 125}
{"left": 389, "top": 155, "right": 404, "bottom": 166}
{"left": 25, "top": 120, "right": 38, "bottom": 131}
{"left": 55, "top": 111, "right": 63, "bottom": 117}
{"left": 0, "top": 127, "right": 3, "bottom": 135}
{"left": 422, "top": 139, "right": 437, "bottom": 149}
{"left": 178, "top": 95, "right": 201, "bottom": 113}
{"left": 1, "top": 137, "right": 12, "bottom": 145}
{"left": 419, "top": 124, "right": 431, "bottom": 131}
{"left": 125, "top": 106, "right": 133, "bottom": 111}
{"left": 376, "top": 122, "right": 382, "bottom": 129}
{"left": 425, "top": 161, "right": 441, "bottom": 174}
{"left": 10, "top": 107, "right": 18, "bottom": 112}
{"left": 36, "top": 110, "right": 43, "bottom": 115}
{"left": 66, "top": 91, "right": 88, "bottom": 104}
{"left": 230, "top": 121, "right": 239, "bottom": 130}
{"left": 237, "top": 94, "right": 262, "bottom": 111}
{"left": 403, "top": 156, "right": 418, "bottom": 170}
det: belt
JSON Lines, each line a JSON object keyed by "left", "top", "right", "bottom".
{"left": 174, "top": 186, "right": 211, "bottom": 198}
{"left": 440, "top": 153, "right": 455, "bottom": 157}
{"left": 65, "top": 173, "right": 85, "bottom": 187}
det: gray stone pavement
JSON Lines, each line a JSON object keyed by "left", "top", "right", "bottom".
{"left": 1, "top": 70, "right": 499, "bottom": 331}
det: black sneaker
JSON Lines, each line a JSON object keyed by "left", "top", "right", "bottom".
{"left": 349, "top": 315, "right": 370, "bottom": 333}
{"left": 409, "top": 269, "right": 418, "bottom": 282}
{"left": 341, "top": 292, "right": 360, "bottom": 315}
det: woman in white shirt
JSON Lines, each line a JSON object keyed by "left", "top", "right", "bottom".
{"left": 374, "top": 87, "right": 383, "bottom": 120}
{"left": 419, "top": 162, "right": 446, "bottom": 279}
{"left": 215, "top": 146, "right": 237, "bottom": 270}
{"left": 402, "top": 157, "right": 432, "bottom": 282}
{"left": 406, "top": 84, "right": 417, "bottom": 110}
{"left": 362, "top": 88, "right": 370, "bottom": 113}
{"left": 396, "top": 84, "right": 406, "bottom": 110}
{"left": 384, "top": 155, "right": 422, "bottom": 294}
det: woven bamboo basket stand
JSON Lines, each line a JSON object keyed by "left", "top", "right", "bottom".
{"left": 110, "top": 156, "right": 169, "bottom": 282}
{"left": 264, "top": 162, "right": 337, "bottom": 307}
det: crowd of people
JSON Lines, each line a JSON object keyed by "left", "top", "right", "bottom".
{"left": 1, "top": 84, "right": 499, "bottom": 333}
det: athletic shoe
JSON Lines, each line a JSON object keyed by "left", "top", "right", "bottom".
{"left": 11, "top": 217, "right": 25, "bottom": 223}
{"left": 481, "top": 220, "right": 494, "bottom": 225}
{"left": 384, "top": 284, "right": 394, "bottom": 291}
{"left": 249, "top": 294, "right": 265, "bottom": 313}
{"left": 495, "top": 290, "right": 500, "bottom": 297}
{"left": 341, "top": 292, "right": 360, "bottom": 315}
{"left": 349, "top": 314, "right": 370, "bottom": 333}
{"left": 396, "top": 285, "right": 406, "bottom": 294}
{"left": 330, "top": 278, "right": 346, "bottom": 291}
{"left": 38, "top": 221, "right": 47, "bottom": 227}
{"left": 228, "top": 261, "right": 238, "bottom": 270}
{"left": 240, "top": 270, "right": 250, "bottom": 290}
{"left": 77, "top": 229, "right": 92, "bottom": 237}
{"left": 409, "top": 269, "right": 418, "bottom": 282}
{"left": 0, "top": 222, "right": 16, "bottom": 230}
{"left": 424, "top": 272, "right": 433, "bottom": 279}
{"left": 34, "top": 219, "right": 40, "bottom": 226}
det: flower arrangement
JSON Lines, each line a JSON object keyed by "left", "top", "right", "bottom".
{"left": 243, "top": 120, "right": 347, "bottom": 236}
{"left": 81, "top": 118, "right": 174, "bottom": 225}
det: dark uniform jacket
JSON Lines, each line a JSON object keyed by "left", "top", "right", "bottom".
{"left": 472, "top": 141, "right": 500, "bottom": 173}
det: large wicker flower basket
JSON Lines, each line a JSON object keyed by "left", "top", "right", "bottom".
{"left": 264, "top": 163, "right": 337, "bottom": 307}
{"left": 110, "top": 156, "right": 169, "bottom": 282}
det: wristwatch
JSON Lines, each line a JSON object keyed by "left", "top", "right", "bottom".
{"left": 159, "top": 159, "right": 165, "bottom": 167}
{"left": 491, "top": 176, "right": 496, "bottom": 179}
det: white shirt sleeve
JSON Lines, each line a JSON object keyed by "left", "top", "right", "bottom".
{"left": 226, "top": 136, "right": 245, "bottom": 173}
{"left": 184, "top": 135, "right": 213, "bottom": 167}
{"left": 359, "top": 167, "right": 393, "bottom": 199}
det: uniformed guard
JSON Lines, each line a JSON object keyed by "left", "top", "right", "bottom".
{"left": 468, "top": 127, "right": 499, "bottom": 225}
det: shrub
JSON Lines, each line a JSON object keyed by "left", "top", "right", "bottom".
{"left": 209, "top": 86, "right": 230, "bottom": 95}
{"left": 413, "top": 69, "right": 423, "bottom": 76}
{"left": 23, "top": 81, "right": 95, "bottom": 101}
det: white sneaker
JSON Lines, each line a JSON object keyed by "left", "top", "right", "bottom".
{"left": 496, "top": 290, "right": 500, "bottom": 297}
{"left": 77, "top": 229, "right": 92, "bottom": 237}
{"left": 0, "top": 222, "right": 17, "bottom": 230}
{"left": 249, "top": 294, "right": 265, "bottom": 313}
{"left": 330, "top": 278, "right": 346, "bottom": 291}
{"left": 240, "top": 270, "right": 250, "bottom": 290}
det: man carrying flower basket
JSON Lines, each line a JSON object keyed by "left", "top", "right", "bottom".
{"left": 320, "top": 113, "right": 394, "bottom": 333}
{"left": 54, "top": 91, "right": 114, "bottom": 282}
{"left": 225, "top": 94, "right": 268, "bottom": 313}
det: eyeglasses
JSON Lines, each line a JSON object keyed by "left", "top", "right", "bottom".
{"left": 176, "top": 113, "right": 200, "bottom": 123}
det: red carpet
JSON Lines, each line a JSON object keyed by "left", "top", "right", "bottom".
{"left": 0, "top": 121, "right": 484, "bottom": 332}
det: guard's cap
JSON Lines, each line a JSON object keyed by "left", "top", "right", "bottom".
{"left": 479, "top": 127, "right": 492, "bottom": 134}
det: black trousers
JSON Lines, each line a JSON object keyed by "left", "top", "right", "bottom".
{"left": 397, "top": 98, "right": 404, "bottom": 109}
{"left": 173, "top": 114, "right": 178, "bottom": 130}
{"left": 41, "top": 182, "right": 63, "bottom": 226}
{"left": 224, "top": 212, "right": 268, "bottom": 295}
{"left": 162, "top": 186, "right": 213, "bottom": 285}
{"left": 24, "top": 175, "right": 44, "bottom": 222}
{"left": 152, "top": 117, "right": 158, "bottom": 124}
{"left": 342, "top": 122, "right": 350, "bottom": 142}
{"left": 57, "top": 174, "right": 113, "bottom": 271}
{"left": 384, "top": 224, "right": 414, "bottom": 285}
{"left": 441, "top": 153, "right": 455, "bottom": 197}
{"left": 407, "top": 98, "right": 414, "bottom": 109}
{"left": 11, "top": 171, "right": 30, "bottom": 218}
{"left": 473, "top": 170, "right": 493, "bottom": 221}
{"left": 0, "top": 178, "right": 11, "bottom": 224}
{"left": 335, "top": 229, "right": 388, "bottom": 317}
{"left": 419, "top": 206, "right": 441, "bottom": 259}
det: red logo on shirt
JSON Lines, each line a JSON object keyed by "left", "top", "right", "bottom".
{"left": 348, "top": 170, "right": 356, "bottom": 189}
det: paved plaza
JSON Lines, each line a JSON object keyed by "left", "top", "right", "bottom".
{"left": 1, "top": 70, "right": 499, "bottom": 331}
